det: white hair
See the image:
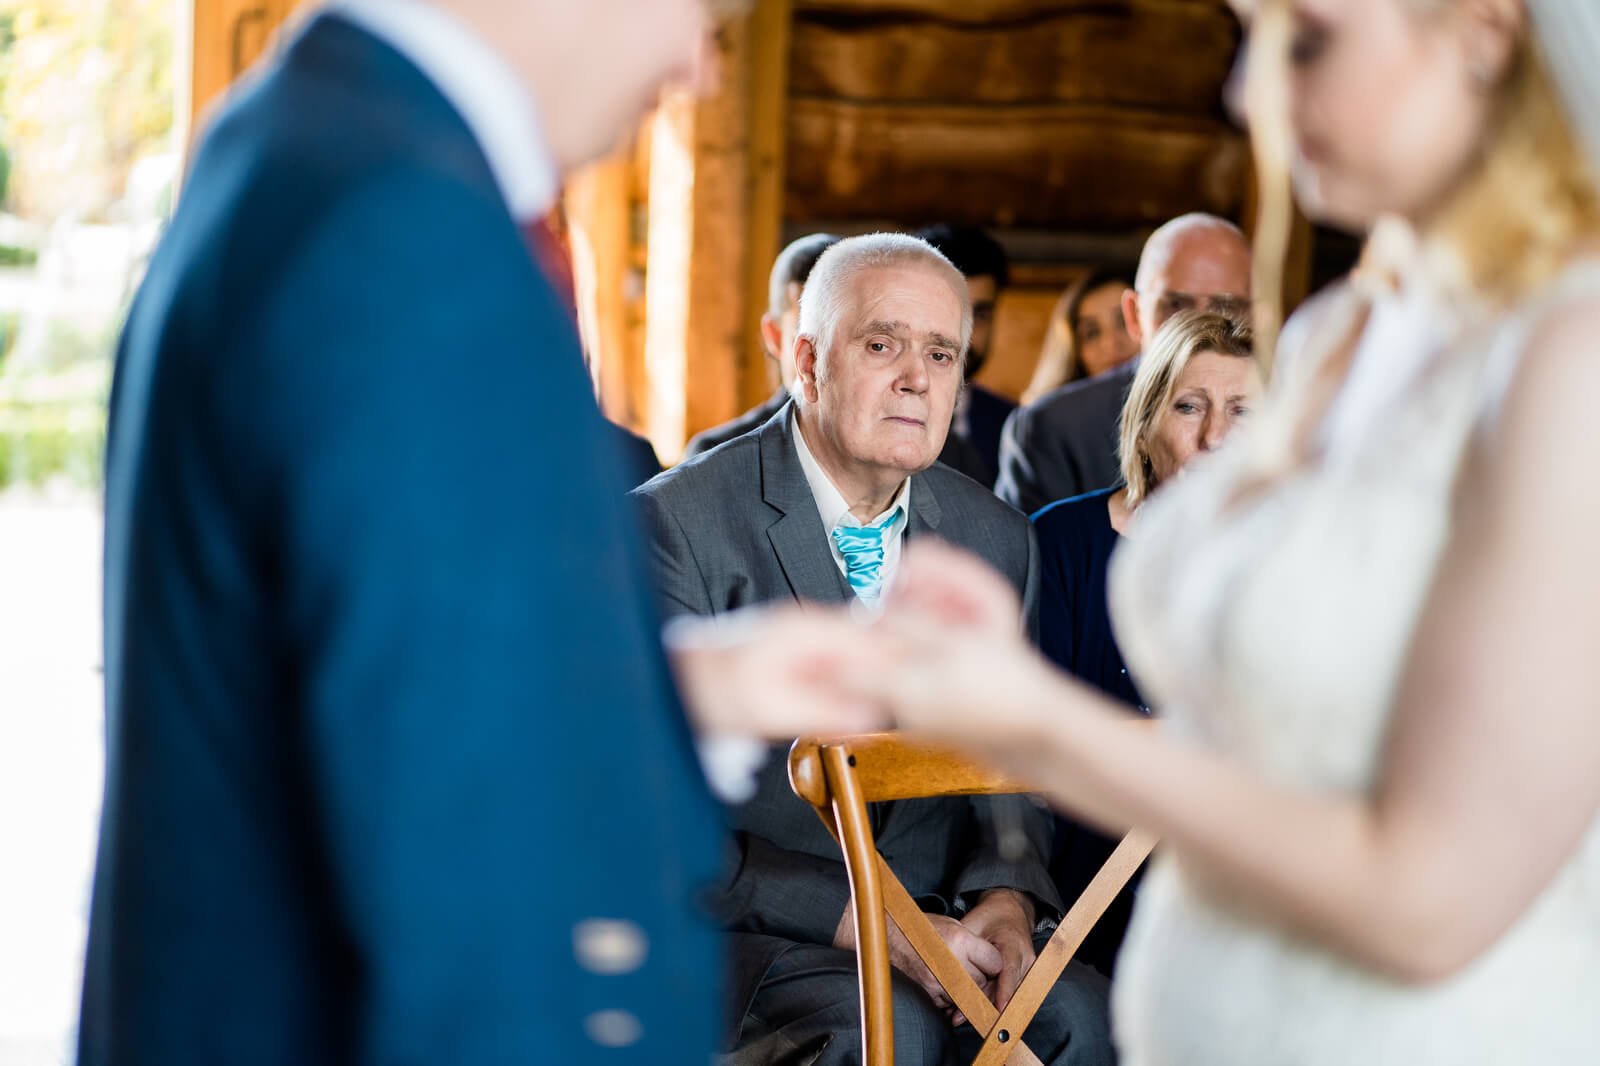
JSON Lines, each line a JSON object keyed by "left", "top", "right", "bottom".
{"left": 795, "top": 233, "right": 973, "bottom": 366}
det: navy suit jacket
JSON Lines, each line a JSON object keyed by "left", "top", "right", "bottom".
{"left": 996, "top": 361, "right": 1138, "bottom": 515}
{"left": 961, "top": 383, "right": 1017, "bottom": 485}
{"left": 83, "top": 15, "right": 723, "bottom": 1065}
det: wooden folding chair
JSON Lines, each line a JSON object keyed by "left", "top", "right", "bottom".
{"left": 789, "top": 732, "right": 1156, "bottom": 1066}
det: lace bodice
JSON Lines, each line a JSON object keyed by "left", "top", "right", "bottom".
{"left": 1104, "top": 264, "right": 1600, "bottom": 1065}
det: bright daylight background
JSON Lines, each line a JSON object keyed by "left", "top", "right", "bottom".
{"left": 0, "top": 2, "right": 180, "bottom": 1063}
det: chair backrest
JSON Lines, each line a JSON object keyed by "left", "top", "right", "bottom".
{"left": 789, "top": 732, "right": 1156, "bottom": 1066}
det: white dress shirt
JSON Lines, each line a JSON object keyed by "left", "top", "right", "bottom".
{"left": 791, "top": 409, "right": 913, "bottom": 589}
{"left": 327, "top": 0, "right": 558, "bottom": 222}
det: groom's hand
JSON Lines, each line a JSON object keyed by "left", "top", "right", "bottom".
{"left": 665, "top": 605, "right": 889, "bottom": 738}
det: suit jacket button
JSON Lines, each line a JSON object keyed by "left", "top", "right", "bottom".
{"left": 584, "top": 1009, "right": 643, "bottom": 1048}
{"left": 573, "top": 918, "right": 649, "bottom": 975}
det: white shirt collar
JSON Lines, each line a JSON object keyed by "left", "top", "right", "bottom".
{"left": 328, "top": 0, "right": 559, "bottom": 222}
{"left": 791, "top": 408, "right": 911, "bottom": 532}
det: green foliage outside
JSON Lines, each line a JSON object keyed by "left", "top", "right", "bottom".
{"left": 0, "top": 0, "right": 176, "bottom": 222}
{"left": 0, "top": 0, "right": 175, "bottom": 491}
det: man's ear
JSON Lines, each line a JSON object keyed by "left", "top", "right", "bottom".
{"left": 1122, "top": 288, "right": 1144, "bottom": 348}
{"left": 793, "top": 336, "right": 822, "bottom": 403}
{"left": 759, "top": 312, "right": 783, "bottom": 362}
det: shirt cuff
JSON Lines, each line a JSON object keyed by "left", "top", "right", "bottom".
{"left": 696, "top": 734, "right": 770, "bottom": 803}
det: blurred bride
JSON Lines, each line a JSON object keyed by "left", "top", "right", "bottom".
{"left": 848, "top": 1, "right": 1600, "bottom": 1062}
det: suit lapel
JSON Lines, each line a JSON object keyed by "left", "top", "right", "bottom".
{"left": 907, "top": 469, "right": 943, "bottom": 541}
{"left": 759, "top": 410, "right": 852, "bottom": 606}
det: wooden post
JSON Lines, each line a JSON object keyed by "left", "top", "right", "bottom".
{"left": 190, "top": 0, "right": 299, "bottom": 129}
{"left": 741, "top": 0, "right": 793, "bottom": 409}
{"left": 566, "top": 148, "right": 651, "bottom": 429}
{"left": 642, "top": 1, "right": 793, "bottom": 462}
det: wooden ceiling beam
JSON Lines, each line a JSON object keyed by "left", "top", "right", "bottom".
{"left": 792, "top": 4, "right": 1236, "bottom": 110}
{"left": 787, "top": 99, "right": 1248, "bottom": 230}
{"left": 794, "top": 0, "right": 1231, "bottom": 27}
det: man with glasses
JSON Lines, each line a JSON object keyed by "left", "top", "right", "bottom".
{"left": 996, "top": 213, "right": 1253, "bottom": 515}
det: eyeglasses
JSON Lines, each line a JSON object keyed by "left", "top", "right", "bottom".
{"left": 1150, "top": 292, "right": 1253, "bottom": 323}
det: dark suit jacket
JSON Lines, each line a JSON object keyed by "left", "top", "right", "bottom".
{"left": 83, "top": 15, "right": 723, "bottom": 1065}
{"left": 960, "top": 383, "right": 1018, "bottom": 484}
{"left": 683, "top": 387, "right": 790, "bottom": 458}
{"left": 937, "top": 422, "right": 995, "bottom": 487}
{"left": 611, "top": 419, "right": 663, "bottom": 488}
{"left": 631, "top": 404, "right": 1056, "bottom": 1039}
{"left": 995, "top": 359, "right": 1139, "bottom": 515}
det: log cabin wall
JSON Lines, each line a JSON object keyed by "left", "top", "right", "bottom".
{"left": 188, "top": 1, "right": 1328, "bottom": 461}
{"left": 577, "top": 0, "right": 1276, "bottom": 459}
{"left": 784, "top": 0, "right": 1249, "bottom": 403}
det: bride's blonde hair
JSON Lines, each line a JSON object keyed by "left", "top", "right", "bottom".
{"left": 1423, "top": 0, "right": 1600, "bottom": 304}
{"left": 1249, "top": 0, "right": 1600, "bottom": 378}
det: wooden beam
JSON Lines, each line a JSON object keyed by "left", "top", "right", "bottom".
{"left": 980, "top": 285, "right": 1074, "bottom": 402}
{"left": 742, "top": 0, "right": 794, "bottom": 409}
{"left": 792, "top": 6, "right": 1236, "bottom": 111}
{"left": 787, "top": 100, "right": 1248, "bottom": 229}
{"left": 566, "top": 152, "right": 647, "bottom": 427}
{"left": 644, "top": 78, "right": 749, "bottom": 461}
{"left": 191, "top": 0, "right": 298, "bottom": 128}
{"left": 643, "top": 3, "right": 793, "bottom": 461}
{"left": 794, "top": 0, "right": 1229, "bottom": 24}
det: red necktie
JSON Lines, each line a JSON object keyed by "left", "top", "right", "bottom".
{"left": 522, "top": 213, "right": 577, "bottom": 322}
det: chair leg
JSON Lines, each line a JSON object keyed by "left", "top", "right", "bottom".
{"left": 823, "top": 745, "right": 895, "bottom": 1066}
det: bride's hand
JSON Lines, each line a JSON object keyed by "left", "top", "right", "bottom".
{"left": 865, "top": 542, "right": 1059, "bottom": 751}
{"left": 667, "top": 605, "right": 893, "bottom": 739}
{"left": 884, "top": 539, "right": 1025, "bottom": 639}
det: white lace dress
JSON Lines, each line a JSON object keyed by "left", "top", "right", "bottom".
{"left": 1105, "top": 264, "right": 1600, "bottom": 1066}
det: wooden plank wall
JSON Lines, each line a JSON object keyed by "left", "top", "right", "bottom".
{"left": 190, "top": 1, "right": 1313, "bottom": 455}
{"left": 784, "top": 0, "right": 1250, "bottom": 402}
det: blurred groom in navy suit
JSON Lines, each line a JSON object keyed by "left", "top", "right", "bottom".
{"left": 80, "top": 2, "right": 878, "bottom": 1063}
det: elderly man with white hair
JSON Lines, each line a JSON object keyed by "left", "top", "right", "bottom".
{"left": 633, "top": 233, "right": 1113, "bottom": 1066}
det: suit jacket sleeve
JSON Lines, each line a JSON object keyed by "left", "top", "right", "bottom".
{"left": 996, "top": 403, "right": 1081, "bottom": 516}
{"left": 953, "top": 794, "right": 1064, "bottom": 920}
{"left": 243, "top": 168, "right": 721, "bottom": 1058}
{"left": 719, "top": 828, "right": 855, "bottom": 947}
{"left": 633, "top": 487, "right": 716, "bottom": 619}
{"left": 634, "top": 486, "right": 853, "bottom": 946}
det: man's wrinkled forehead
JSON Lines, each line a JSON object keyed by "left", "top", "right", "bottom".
{"left": 849, "top": 268, "right": 965, "bottom": 338}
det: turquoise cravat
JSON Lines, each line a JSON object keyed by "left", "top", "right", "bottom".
{"left": 831, "top": 509, "right": 904, "bottom": 604}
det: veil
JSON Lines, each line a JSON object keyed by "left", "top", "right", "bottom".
{"left": 1529, "top": 0, "right": 1600, "bottom": 181}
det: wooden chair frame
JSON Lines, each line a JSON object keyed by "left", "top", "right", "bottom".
{"left": 789, "top": 732, "right": 1156, "bottom": 1066}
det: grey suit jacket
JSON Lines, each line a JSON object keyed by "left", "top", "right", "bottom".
{"left": 995, "top": 358, "right": 1139, "bottom": 515}
{"left": 683, "top": 388, "right": 790, "bottom": 459}
{"left": 632, "top": 403, "right": 1056, "bottom": 1038}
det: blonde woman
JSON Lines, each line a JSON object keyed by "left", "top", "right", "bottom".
{"left": 1033, "top": 310, "right": 1259, "bottom": 976}
{"left": 848, "top": 1, "right": 1600, "bottom": 1063}
{"left": 1021, "top": 270, "right": 1140, "bottom": 405}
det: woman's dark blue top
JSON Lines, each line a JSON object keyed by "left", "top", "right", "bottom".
{"left": 1031, "top": 486, "right": 1147, "bottom": 976}
{"left": 1032, "top": 488, "right": 1145, "bottom": 711}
